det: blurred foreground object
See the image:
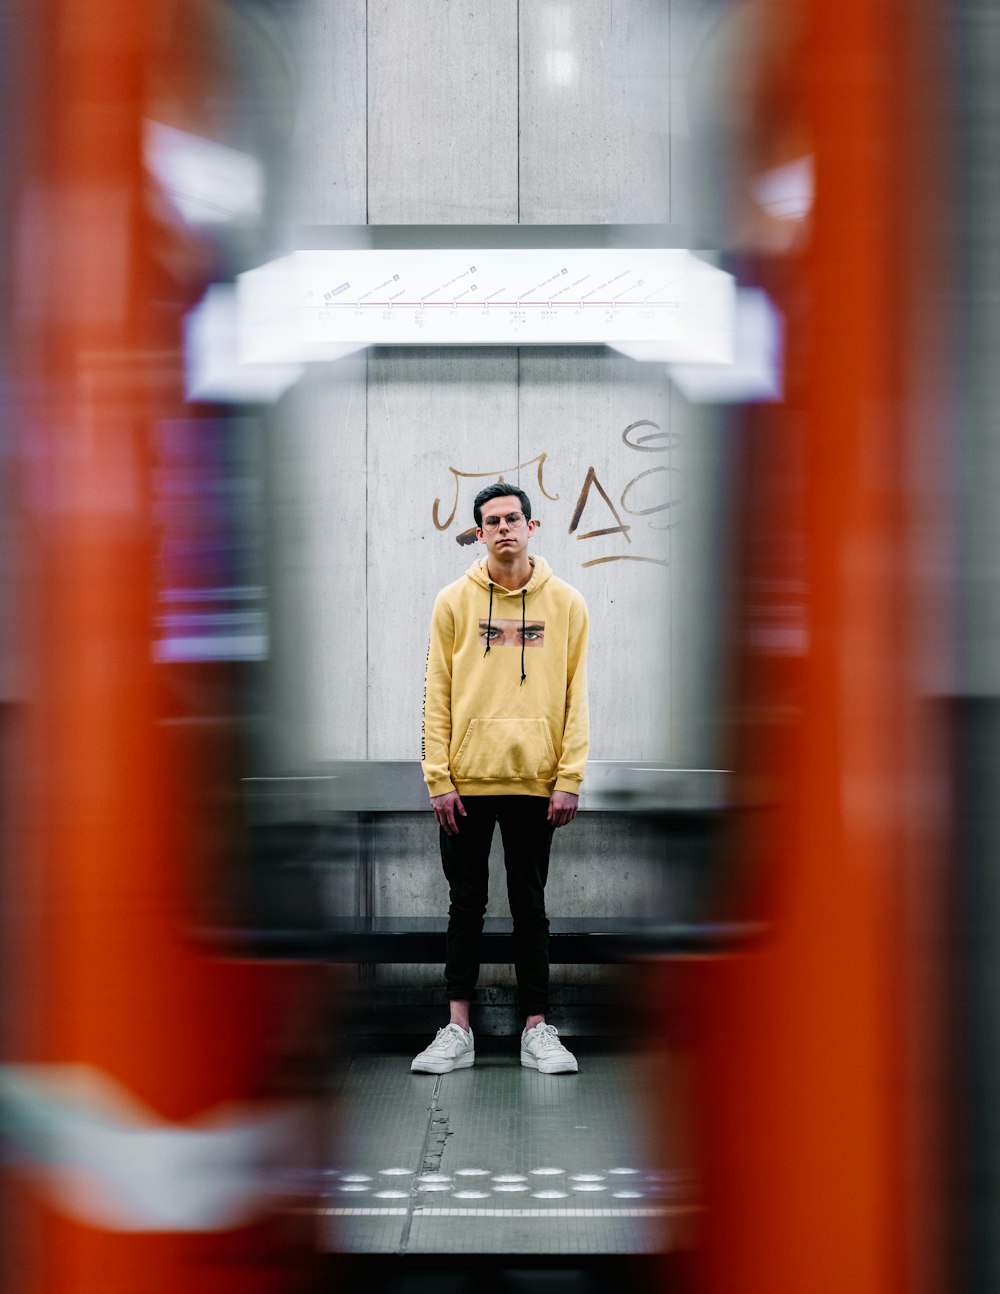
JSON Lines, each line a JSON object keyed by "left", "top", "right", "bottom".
{"left": 0, "top": 3, "right": 312, "bottom": 1291}
{"left": 671, "top": 0, "right": 955, "bottom": 1292}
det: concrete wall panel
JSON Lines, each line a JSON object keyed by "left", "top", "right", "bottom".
{"left": 264, "top": 363, "right": 368, "bottom": 766}
{"left": 517, "top": 348, "right": 676, "bottom": 761}
{"left": 368, "top": 0, "right": 519, "bottom": 223}
{"left": 519, "top": 0, "right": 672, "bottom": 223}
{"left": 368, "top": 813, "right": 675, "bottom": 920}
{"left": 288, "top": 0, "right": 367, "bottom": 223}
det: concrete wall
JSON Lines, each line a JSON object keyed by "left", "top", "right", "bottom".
{"left": 262, "top": 0, "right": 728, "bottom": 991}
{"left": 268, "top": 0, "right": 721, "bottom": 769}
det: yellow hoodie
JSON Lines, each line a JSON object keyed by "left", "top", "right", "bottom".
{"left": 422, "top": 555, "right": 589, "bottom": 799}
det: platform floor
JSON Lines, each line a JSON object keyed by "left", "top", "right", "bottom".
{"left": 313, "top": 1036, "right": 692, "bottom": 1257}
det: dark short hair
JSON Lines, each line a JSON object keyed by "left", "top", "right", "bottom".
{"left": 473, "top": 482, "right": 532, "bottom": 528}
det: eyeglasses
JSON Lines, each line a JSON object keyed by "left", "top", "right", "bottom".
{"left": 481, "top": 512, "right": 526, "bottom": 530}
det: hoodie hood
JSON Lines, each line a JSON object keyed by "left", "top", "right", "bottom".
{"left": 465, "top": 555, "right": 553, "bottom": 596}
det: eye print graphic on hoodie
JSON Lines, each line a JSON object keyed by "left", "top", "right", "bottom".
{"left": 478, "top": 618, "right": 546, "bottom": 649}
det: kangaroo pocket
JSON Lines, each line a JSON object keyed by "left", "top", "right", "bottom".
{"left": 453, "top": 717, "right": 557, "bottom": 782}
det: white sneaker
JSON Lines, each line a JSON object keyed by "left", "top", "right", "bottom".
{"left": 410, "top": 1024, "right": 475, "bottom": 1074}
{"left": 520, "top": 1023, "right": 578, "bottom": 1074}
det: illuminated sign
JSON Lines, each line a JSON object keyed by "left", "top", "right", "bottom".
{"left": 237, "top": 248, "right": 734, "bottom": 364}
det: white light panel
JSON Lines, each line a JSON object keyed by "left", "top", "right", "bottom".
{"left": 237, "top": 248, "right": 734, "bottom": 363}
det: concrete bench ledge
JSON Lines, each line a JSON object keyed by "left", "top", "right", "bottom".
{"left": 202, "top": 917, "right": 764, "bottom": 963}
{"left": 243, "top": 761, "right": 730, "bottom": 816}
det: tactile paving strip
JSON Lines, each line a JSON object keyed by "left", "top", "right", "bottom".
{"left": 405, "top": 1051, "right": 666, "bottom": 1253}
{"left": 314, "top": 1043, "right": 685, "bottom": 1254}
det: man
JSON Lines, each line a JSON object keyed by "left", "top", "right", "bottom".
{"left": 413, "top": 482, "right": 589, "bottom": 1076}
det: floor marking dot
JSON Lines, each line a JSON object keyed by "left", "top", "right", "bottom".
{"left": 493, "top": 1183, "right": 530, "bottom": 1193}
{"left": 417, "top": 1174, "right": 452, "bottom": 1184}
{"left": 455, "top": 1168, "right": 491, "bottom": 1177}
{"left": 530, "top": 1167, "right": 565, "bottom": 1176}
{"left": 417, "top": 1181, "right": 452, "bottom": 1193}
{"left": 342, "top": 1174, "right": 373, "bottom": 1183}
{"left": 374, "top": 1190, "right": 409, "bottom": 1200}
{"left": 453, "top": 1190, "right": 490, "bottom": 1200}
{"left": 492, "top": 1174, "right": 528, "bottom": 1184}
{"left": 532, "top": 1190, "right": 569, "bottom": 1200}
{"left": 612, "top": 1189, "right": 645, "bottom": 1199}
{"left": 570, "top": 1174, "right": 606, "bottom": 1183}
{"left": 608, "top": 1167, "right": 640, "bottom": 1175}
{"left": 571, "top": 1183, "right": 607, "bottom": 1193}
{"left": 340, "top": 1183, "right": 371, "bottom": 1193}
{"left": 379, "top": 1167, "right": 413, "bottom": 1176}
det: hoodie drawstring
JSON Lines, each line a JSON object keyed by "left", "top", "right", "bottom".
{"left": 483, "top": 582, "right": 495, "bottom": 656}
{"left": 520, "top": 589, "right": 527, "bottom": 685}
{"left": 482, "top": 579, "right": 528, "bottom": 683}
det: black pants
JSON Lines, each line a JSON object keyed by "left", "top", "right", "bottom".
{"left": 440, "top": 795, "right": 555, "bottom": 1018}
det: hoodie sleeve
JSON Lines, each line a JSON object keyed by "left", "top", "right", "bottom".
{"left": 555, "top": 593, "right": 590, "bottom": 793}
{"left": 421, "top": 591, "right": 457, "bottom": 798}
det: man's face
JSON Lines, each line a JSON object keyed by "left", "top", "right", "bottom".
{"left": 476, "top": 494, "right": 536, "bottom": 561}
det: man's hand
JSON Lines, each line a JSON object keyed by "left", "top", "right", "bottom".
{"left": 431, "top": 790, "right": 467, "bottom": 836}
{"left": 547, "top": 790, "right": 579, "bottom": 828}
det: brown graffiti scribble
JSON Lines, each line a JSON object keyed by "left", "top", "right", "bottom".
{"left": 432, "top": 478, "right": 461, "bottom": 530}
{"left": 569, "top": 466, "right": 631, "bottom": 543}
{"left": 576, "top": 525, "right": 631, "bottom": 541}
{"left": 433, "top": 453, "right": 559, "bottom": 531}
{"left": 622, "top": 419, "right": 678, "bottom": 453}
{"left": 582, "top": 555, "right": 669, "bottom": 569}
{"left": 620, "top": 465, "right": 679, "bottom": 531}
